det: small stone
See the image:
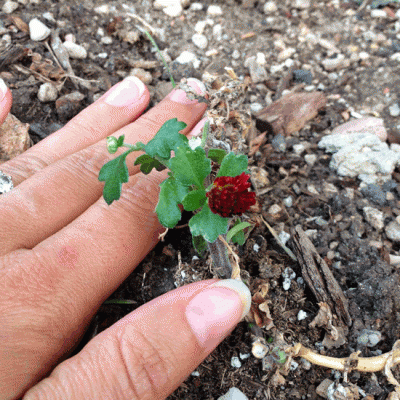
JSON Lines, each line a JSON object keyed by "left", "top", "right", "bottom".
{"left": 316, "top": 379, "right": 334, "bottom": 399}
{"left": 330, "top": 117, "right": 387, "bottom": 142}
{"left": 129, "top": 68, "right": 152, "bottom": 85}
{"left": 322, "top": 54, "right": 347, "bottom": 71}
{"left": 230, "top": 356, "right": 241, "bottom": 368}
{"left": 283, "top": 196, "right": 293, "bottom": 207}
{"left": 207, "top": 5, "right": 223, "bottom": 15}
{"left": 268, "top": 204, "right": 282, "bottom": 215}
{"left": 357, "top": 329, "right": 382, "bottom": 347}
{"left": 363, "top": 206, "right": 384, "bottom": 231}
{"left": 304, "top": 154, "right": 317, "bottom": 166}
{"left": 252, "top": 340, "right": 268, "bottom": 359}
{"left": 122, "top": 30, "right": 140, "bottom": 44}
{"left": 323, "top": 182, "right": 339, "bottom": 198}
{"left": 389, "top": 103, "right": 400, "bottom": 117}
{"left": 190, "top": 2, "right": 203, "bottom": 11}
{"left": 271, "top": 134, "right": 286, "bottom": 152}
{"left": 307, "top": 184, "right": 319, "bottom": 195}
{"left": 192, "top": 33, "right": 208, "bottom": 49}
{"left": 191, "top": 371, "right": 200, "bottom": 377}
{"left": 94, "top": 5, "right": 111, "bottom": 13}
{"left": 282, "top": 267, "right": 296, "bottom": 291}
{"left": 278, "top": 48, "right": 295, "bottom": 61}
{"left": 278, "top": 230, "right": 290, "bottom": 245}
{"left": 163, "top": 4, "right": 183, "bottom": 17}
{"left": 101, "top": 36, "right": 113, "bottom": 45}
{"left": 37, "top": 83, "right": 58, "bottom": 102}
{"left": 194, "top": 20, "right": 207, "bottom": 34}
{"left": 263, "top": 1, "right": 277, "bottom": 14}
{"left": 293, "top": 69, "right": 313, "bottom": 85}
{"left": 244, "top": 56, "right": 268, "bottom": 83}
{"left": 385, "top": 220, "right": 400, "bottom": 242}
{"left": 0, "top": 170, "right": 13, "bottom": 194}
{"left": 62, "top": 42, "right": 87, "bottom": 59}
{"left": 371, "top": 9, "right": 387, "bottom": 18}
{"left": 297, "top": 310, "right": 307, "bottom": 321}
{"left": 212, "top": 24, "right": 223, "bottom": 41}
{"left": 218, "top": 388, "right": 249, "bottom": 400}
{"left": 56, "top": 91, "right": 85, "bottom": 121}
{"left": 250, "top": 103, "right": 263, "bottom": 114}
{"left": 2, "top": 0, "right": 18, "bottom": 13}
{"left": 293, "top": 143, "right": 306, "bottom": 155}
{"left": 29, "top": 18, "right": 51, "bottom": 41}
{"left": 361, "top": 184, "right": 386, "bottom": 205}
{"left": 176, "top": 50, "right": 196, "bottom": 64}
{"left": 293, "top": 0, "right": 310, "bottom": 8}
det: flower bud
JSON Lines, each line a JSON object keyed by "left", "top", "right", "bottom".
{"left": 106, "top": 136, "right": 119, "bottom": 154}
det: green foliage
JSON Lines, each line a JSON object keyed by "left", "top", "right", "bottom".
{"left": 106, "top": 135, "right": 125, "bottom": 154}
{"left": 217, "top": 152, "right": 248, "bottom": 177}
{"left": 134, "top": 154, "right": 165, "bottom": 175}
{"left": 192, "top": 235, "right": 207, "bottom": 256}
{"left": 227, "top": 220, "right": 252, "bottom": 245}
{"left": 156, "top": 176, "right": 189, "bottom": 228}
{"left": 182, "top": 189, "right": 206, "bottom": 211}
{"left": 98, "top": 150, "right": 131, "bottom": 205}
{"left": 145, "top": 118, "right": 187, "bottom": 159}
{"left": 169, "top": 146, "right": 211, "bottom": 188}
{"left": 189, "top": 204, "right": 229, "bottom": 243}
{"left": 208, "top": 148, "right": 227, "bottom": 164}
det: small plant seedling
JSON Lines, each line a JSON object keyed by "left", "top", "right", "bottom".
{"left": 98, "top": 118, "right": 256, "bottom": 247}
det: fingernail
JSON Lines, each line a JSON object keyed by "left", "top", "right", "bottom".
{"left": 104, "top": 76, "right": 146, "bottom": 107}
{"left": 0, "top": 78, "right": 8, "bottom": 102}
{"left": 189, "top": 117, "right": 208, "bottom": 137}
{"left": 168, "top": 77, "right": 206, "bottom": 105}
{"left": 185, "top": 279, "right": 251, "bottom": 350}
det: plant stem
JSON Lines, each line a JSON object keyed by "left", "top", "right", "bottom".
{"left": 207, "top": 236, "right": 232, "bottom": 279}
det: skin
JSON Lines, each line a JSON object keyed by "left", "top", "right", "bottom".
{"left": 0, "top": 81, "right": 244, "bottom": 400}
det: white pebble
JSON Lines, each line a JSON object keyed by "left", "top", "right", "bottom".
{"left": 263, "top": 1, "right": 277, "bottom": 14}
{"left": 94, "top": 4, "right": 111, "bottom": 13}
{"left": 253, "top": 243, "right": 260, "bottom": 252}
{"left": 192, "top": 33, "right": 208, "bottom": 49}
{"left": 363, "top": 206, "right": 384, "bottom": 231}
{"left": 297, "top": 310, "right": 308, "bottom": 321}
{"left": 278, "top": 231, "right": 290, "bottom": 246}
{"left": 101, "top": 36, "right": 113, "bottom": 45}
{"left": 390, "top": 103, "right": 400, "bottom": 117}
{"left": 42, "top": 12, "right": 56, "bottom": 23}
{"left": 207, "top": 5, "right": 223, "bottom": 15}
{"left": 218, "top": 388, "right": 249, "bottom": 400}
{"left": 268, "top": 204, "right": 282, "bottom": 215}
{"left": 293, "top": 143, "right": 306, "bottom": 155}
{"left": 232, "top": 49, "right": 240, "bottom": 59}
{"left": 194, "top": 20, "right": 207, "bottom": 34}
{"left": 252, "top": 341, "right": 268, "bottom": 359}
{"left": 213, "top": 24, "right": 223, "bottom": 41}
{"left": 191, "top": 371, "right": 200, "bottom": 377}
{"left": 230, "top": 356, "right": 242, "bottom": 368}
{"left": 37, "top": 83, "right": 58, "bottom": 102}
{"left": 176, "top": 50, "right": 197, "bottom": 64}
{"left": 190, "top": 2, "right": 203, "bottom": 11}
{"left": 2, "top": 0, "right": 18, "bottom": 14}
{"left": 163, "top": 4, "right": 183, "bottom": 17}
{"left": 62, "top": 42, "right": 87, "bottom": 59}
{"left": 283, "top": 196, "right": 293, "bottom": 207}
{"left": 304, "top": 154, "right": 317, "bottom": 166}
{"left": 29, "top": 18, "right": 51, "bottom": 41}
{"left": 371, "top": 9, "right": 387, "bottom": 18}
{"left": 250, "top": 103, "right": 263, "bottom": 113}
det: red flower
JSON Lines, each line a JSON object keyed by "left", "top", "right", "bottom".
{"left": 206, "top": 172, "right": 256, "bottom": 218}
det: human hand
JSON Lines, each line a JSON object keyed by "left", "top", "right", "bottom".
{"left": 0, "top": 76, "right": 251, "bottom": 400}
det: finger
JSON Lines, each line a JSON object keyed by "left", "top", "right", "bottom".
{"left": 0, "top": 78, "right": 12, "bottom": 125}
{"left": 0, "top": 76, "right": 150, "bottom": 186}
{"left": 23, "top": 280, "right": 251, "bottom": 400}
{"left": 0, "top": 79, "right": 207, "bottom": 255}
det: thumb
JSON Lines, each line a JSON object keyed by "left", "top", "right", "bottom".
{"left": 23, "top": 279, "right": 252, "bottom": 400}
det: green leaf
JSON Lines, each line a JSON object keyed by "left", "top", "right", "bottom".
{"left": 156, "top": 176, "right": 189, "bottom": 228}
{"left": 189, "top": 204, "right": 229, "bottom": 243}
{"left": 116, "top": 135, "right": 125, "bottom": 147}
{"left": 192, "top": 235, "right": 207, "bottom": 256}
{"left": 217, "top": 152, "right": 248, "bottom": 177}
{"left": 98, "top": 151, "right": 131, "bottom": 205}
{"left": 134, "top": 154, "right": 165, "bottom": 175}
{"left": 227, "top": 221, "right": 252, "bottom": 245}
{"left": 169, "top": 146, "right": 211, "bottom": 188}
{"left": 106, "top": 135, "right": 126, "bottom": 154}
{"left": 208, "top": 148, "right": 227, "bottom": 164}
{"left": 182, "top": 189, "right": 206, "bottom": 211}
{"left": 145, "top": 118, "right": 188, "bottom": 159}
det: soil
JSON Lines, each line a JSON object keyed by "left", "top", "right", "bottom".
{"left": 2, "top": 0, "right": 400, "bottom": 399}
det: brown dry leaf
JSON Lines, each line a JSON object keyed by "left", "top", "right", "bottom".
{"left": 309, "top": 302, "right": 340, "bottom": 342}
{"left": 0, "top": 114, "right": 30, "bottom": 163}
{"left": 29, "top": 52, "right": 65, "bottom": 82}
{"left": 269, "top": 370, "right": 286, "bottom": 387}
{"left": 249, "top": 279, "right": 274, "bottom": 329}
{"left": 255, "top": 92, "right": 327, "bottom": 136}
{"left": 9, "top": 16, "right": 29, "bottom": 33}
{"left": 249, "top": 132, "right": 267, "bottom": 156}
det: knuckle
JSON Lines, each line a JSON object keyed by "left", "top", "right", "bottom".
{"left": 115, "top": 325, "right": 171, "bottom": 400}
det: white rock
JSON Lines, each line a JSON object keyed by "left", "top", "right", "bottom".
{"left": 244, "top": 56, "right": 268, "bottom": 83}
{"left": 304, "top": 154, "right": 317, "bottom": 166}
{"left": 390, "top": 103, "right": 400, "bottom": 117}
{"left": 191, "top": 371, "right": 200, "bottom": 377}
{"left": 293, "top": 143, "right": 306, "bottom": 155}
{"left": 207, "top": 5, "right": 223, "bottom": 15}
{"left": 252, "top": 341, "right": 268, "bottom": 359}
{"left": 232, "top": 49, "right": 241, "bottom": 59}
{"left": 37, "top": 83, "right": 58, "bottom": 102}
{"left": 163, "top": 4, "right": 183, "bottom": 17}
{"left": 385, "top": 220, "right": 400, "bottom": 242}
{"left": 278, "top": 230, "right": 290, "bottom": 245}
{"left": 194, "top": 20, "right": 207, "bottom": 34}
{"left": 278, "top": 48, "right": 295, "bottom": 61}
{"left": 322, "top": 54, "right": 347, "bottom": 71}
{"left": 29, "top": 18, "right": 51, "bottom": 41}
{"left": 218, "top": 387, "right": 249, "bottom": 400}
{"left": 2, "top": 1, "right": 18, "bottom": 13}
{"left": 371, "top": 9, "right": 387, "bottom": 18}
{"left": 282, "top": 267, "right": 296, "bottom": 291}
{"left": 62, "top": 42, "right": 87, "bottom": 59}
{"left": 264, "top": 1, "right": 277, "bottom": 14}
{"left": 42, "top": 12, "right": 56, "bottom": 23}
{"left": 256, "top": 52, "right": 266, "bottom": 65}
{"left": 176, "top": 50, "right": 196, "bottom": 64}
{"left": 250, "top": 103, "right": 263, "bottom": 113}
{"left": 283, "top": 196, "right": 293, "bottom": 207}
{"left": 330, "top": 117, "right": 387, "bottom": 142}
{"left": 153, "top": 0, "right": 180, "bottom": 9}
{"left": 213, "top": 24, "right": 223, "bottom": 41}
{"left": 101, "top": 36, "right": 113, "bottom": 45}
{"left": 268, "top": 204, "right": 282, "bottom": 215}
{"left": 297, "top": 310, "right": 308, "bottom": 321}
{"left": 363, "top": 206, "right": 384, "bottom": 231}
{"left": 190, "top": 2, "right": 203, "bottom": 11}
{"left": 94, "top": 4, "right": 111, "bottom": 13}
{"left": 230, "top": 356, "right": 241, "bottom": 368}
{"left": 192, "top": 33, "right": 208, "bottom": 49}
{"left": 293, "top": 0, "right": 310, "bottom": 8}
